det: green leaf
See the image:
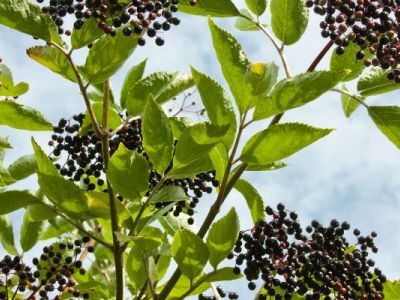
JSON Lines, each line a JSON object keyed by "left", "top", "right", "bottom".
{"left": 151, "top": 186, "right": 189, "bottom": 204}
{"left": 254, "top": 70, "right": 348, "bottom": 120}
{"left": 115, "top": 233, "right": 162, "bottom": 252}
{"left": 206, "top": 208, "right": 240, "bottom": 269}
{"left": 0, "top": 101, "right": 52, "bottom": 131}
{"left": 169, "top": 153, "right": 215, "bottom": 179}
{"left": 191, "top": 67, "right": 237, "bottom": 148}
{"left": 270, "top": 0, "right": 309, "bottom": 45}
{"left": 71, "top": 18, "right": 104, "bottom": 49}
{"left": 143, "top": 96, "right": 174, "bottom": 174}
{"left": 86, "top": 191, "right": 130, "bottom": 221}
{"left": 169, "top": 117, "right": 195, "bottom": 140}
{"left": 0, "top": 0, "right": 61, "bottom": 44}
{"left": 26, "top": 204, "right": 57, "bottom": 221}
{"left": 241, "top": 123, "right": 334, "bottom": 165}
{"left": 357, "top": 66, "right": 400, "bottom": 96}
{"left": 340, "top": 85, "right": 365, "bottom": 118}
{"left": 80, "top": 102, "right": 122, "bottom": 134}
{"left": 0, "top": 137, "right": 12, "bottom": 150}
{"left": 234, "top": 179, "right": 265, "bottom": 224}
{"left": 245, "top": 62, "right": 279, "bottom": 96}
{"left": 0, "top": 166, "right": 16, "bottom": 187}
{"left": 27, "top": 46, "right": 76, "bottom": 82}
{"left": 0, "top": 63, "right": 29, "bottom": 97}
{"left": 209, "top": 19, "right": 258, "bottom": 114}
{"left": 235, "top": 9, "right": 260, "bottom": 31}
{"left": 368, "top": 106, "right": 400, "bottom": 148}
{"left": 173, "top": 123, "right": 229, "bottom": 168}
{"left": 83, "top": 29, "right": 139, "bottom": 84}
{"left": 384, "top": 281, "right": 400, "bottom": 298}
{"left": 0, "top": 190, "right": 40, "bottom": 215}
{"left": 244, "top": 161, "right": 287, "bottom": 171}
{"left": 31, "top": 138, "right": 60, "bottom": 176}
{"left": 7, "top": 154, "right": 37, "bottom": 181}
{"left": 330, "top": 43, "right": 371, "bottom": 82}
{"left": 39, "top": 218, "right": 74, "bottom": 240}
{"left": 178, "top": 0, "right": 240, "bottom": 17}
{"left": 20, "top": 211, "right": 43, "bottom": 252}
{"left": 126, "top": 72, "right": 194, "bottom": 116}
{"left": 120, "top": 59, "right": 147, "bottom": 109}
{"left": 108, "top": 144, "right": 150, "bottom": 200}
{"left": 126, "top": 244, "right": 146, "bottom": 291}
{"left": 172, "top": 229, "right": 209, "bottom": 280}
{"left": 0, "top": 215, "right": 18, "bottom": 255}
{"left": 209, "top": 143, "right": 228, "bottom": 183}
{"left": 38, "top": 173, "right": 88, "bottom": 215}
{"left": 245, "top": 0, "right": 267, "bottom": 16}
{"left": 204, "top": 267, "right": 243, "bottom": 282}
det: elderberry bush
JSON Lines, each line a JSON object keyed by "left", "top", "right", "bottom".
{"left": 0, "top": 237, "right": 93, "bottom": 300}
{"left": 36, "top": 0, "right": 196, "bottom": 46}
{"left": 229, "top": 203, "right": 385, "bottom": 300}
{"left": 307, "top": 0, "right": 400, "bottom": 83}
{"left": 198, "top": 286, "right": 239, "bottom": 300}
{"left": 49, "top": 113, "right": 219, "bottom": 224}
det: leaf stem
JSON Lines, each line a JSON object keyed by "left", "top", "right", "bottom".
{"left": 49, "top": 41, "right": 103, "bottom": 138}
{"left": 331, "top": 87, "right": 369, "bottom": 109}
{"left": 102, "top": 79, "right": 125, "bottom": 300}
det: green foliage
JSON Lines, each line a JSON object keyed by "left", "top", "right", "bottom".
{"left": 0, "top": 63, "right": 29, "bottom": 97}
{"left": 191, "top": 67, "right": 237, "bottom": 148}
{"left": 204, "top": 267, "right": 243, "bottom": 282}
{"left": 270, "top": 0, "right": 309, "bottom": 45}
{"left": 254, "top": 70, "right": 348, "bottom": 120}
{"left": 20, "top": 211, "right": 43, "bottom": 252}
{"left": 206, "top": 208, "right": 240, "bottom": 269}
{"left": 0, "top": 137, "right": 11, "bottom": 150}
{"left": 143, "top": 96, "right": 174, "bottom": 174}
{"left": 31, "top": 138, "right": 60, "bottom": 176}
{"left": 384, "top": 281, "right": 400, "bottom": 298}
{"left": 80, "top": 102, "right": 122, "bottom": 134}
{"left": 0, "top": 190, "right": 40, "bottom": 215}
{"left": 241, "top": 123, "right": 334, "bottom": 165}
{"left": 126, "top": 71, "right": 194, "bottom": 116}
{"left": 368, "top": 106, "right": 400, "bottom": 148}
{"left": 234, "top": 179, "right": 266, "bottom": 224}
{"left": 179, "top": 0, "right": 240, "bottom": 17}
{"left": 235, "top": 9, "right": 259, "bottom": 31}
{"left": 0, "top": 215, "right": 18, "bottom": 255}
{"left": 27, "top": 46, "right": 76, "bottom": 82}
{"left": 108, "top": 144, "right": 150, "bottom": 200}
{"left": 330, "top": 43, "right": 371, "bottom": 82}
{"left": 150, "top": 186, "right": 189, "bottom": 204}
{"left": 245, "top": 0, "right": 267, "bottom": 16}
{"left": 340, "top": 85, "right": 365, "bottom": 118}
{"left": 71, "top": 18, "right": 104, "bottom": 49}
{"left": 172, "top": 229, "right": 209, "bottom": 280}
{"left": 358, "top": 67, "right": 400, "bottom": 96}
{"left": 7, "top": 154, "right": 37, "bottom": 181}
{"left": 0, "top": 0, "right": 61, "bottom": 44}
{"left": 83, "top": 29, "right": 139, "bottom": 84}
{"left": 120, "top": 59, "right": 147, "bottom": 109}
{"left": 0, "top": 101, "right": 52, "bottom": 131}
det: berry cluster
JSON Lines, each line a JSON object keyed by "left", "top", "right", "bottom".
{"left": 229, "top": 203, "right": 385, "bottom": 300}
{"left": 36, "top": 0, "right": 196, "bottom": 46}
{"left": 49, "top": 113, "right": 218, "bottom": 224}
{"left": 198, "top": 287, "right": 238, "bottom": 300}
{"left": 0, "top": 237, "right": 94, "bottom": 300}
{"left": 307, "top": 0, "right": 400, "bottom": 83}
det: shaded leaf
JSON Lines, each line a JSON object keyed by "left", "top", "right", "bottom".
{"left": 178, "top": 0, "right": 240, "bottom": 17}
{"left": 0, "top": 63, "right": 29, "bottom": 97}
{"left": 151, "top": 186, "right": 189, "bottom": 204}
{"left": 358, "top": 66, "right": 400, "bottom": 96}
{"left": 270, "top": 0, "right": 308, "bottom": 45}
{"left": 340, "top": 85, "right": 365, "bottom": 118}
{"left": 0, "top": 215, "right": 18, "bottom": 255}
{"left": 80, "top": 102, "right": 122, "bottom": 134}
{"left": 204, "top": 267, "right": 243, "bottom": 282}
{"left": 39, "top": 218, "right": 74, "bottom": 240}
{"left": 20, "top": 211, "right": 43, "bottom": 252}
{"left": 235, "top": 9, "right": 259, "bottom": 31}
{"left": 126, "top": 244, "right": 146, "bottom": 291}
{"left": 206, "top": 208, "right": 240, "bottom": 269}
{"left": 241, "top": 123, "right": 334, "bottom": 165}
{"left": 245, "top": 0, "right": 267, "bottom": 16}
{"left": 26, "top": 204, "right": 57, "bottom": 221}
{"left": 27, "top": 46, "right": 76, "bottom": 82}
{"left": 71, "top": 18, "right": 104, "bottom": 49}
{"left": 31, "top": 138, "right": 59, "bottom": 176}
{"left": 234, "top": 179, "right": 265, "bottom": 224}
{"left": 0, "top": 101, "right": 52, "bottom": 131}
{"left": 120, "top": 59, "right": 147, "bottom": 109}
{"left": 0, "top": 137, "right": 12, "bottom": 150}
{"left": 8, "top": 154, "right": 37, "bottom": 181}
{"left": 0, "top": 190, "right": 40, "bottom": 215}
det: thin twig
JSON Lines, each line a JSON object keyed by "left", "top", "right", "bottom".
{"left": 331, "top": 87, "right": 369, "bottom": 109}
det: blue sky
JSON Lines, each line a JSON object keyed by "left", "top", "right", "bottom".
{"left": 1, "top": 0, "right": 400, "bottom": 297}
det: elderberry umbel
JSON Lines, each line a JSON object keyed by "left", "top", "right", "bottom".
{"left": 198, "top": 286, "right": 239, "bottom": 300}
{"left": 307, "top": 0, "right": 400, "bottom": 83}
{"left": 49, "top": 113, "right": 219, "bottom": 224}
{"left": 0, "top": 237, "right": 93, "bottom": 299}
{"left": 36, "top": 0, "right": 196, "bottom": 46}
{"left": 229, "top": 203, "right": 385, "bottom": 300}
